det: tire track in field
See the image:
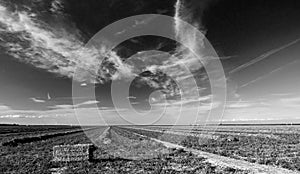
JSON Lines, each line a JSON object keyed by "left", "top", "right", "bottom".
{"left": 92, "top": 126, "right": 112, "bottom": 145}
{"left": 126, "top": 128, "right": 299, "bottom": 174}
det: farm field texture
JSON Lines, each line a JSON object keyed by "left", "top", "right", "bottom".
{"left": 121, "top": 125, "right": 300, "bottom": 172}
{"left": 0, "top": 125, "right": 299, "bottom": 173}
{"left": 0, "top": 125, "right": 83, "bottom": 144}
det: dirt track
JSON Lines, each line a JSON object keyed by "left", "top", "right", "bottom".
{"left": 130, "top": 130, "right": 299, "bottom": 174}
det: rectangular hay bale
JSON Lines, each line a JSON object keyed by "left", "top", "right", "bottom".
{"left": 53, "top": 144, "right": 94, "bottom": 162}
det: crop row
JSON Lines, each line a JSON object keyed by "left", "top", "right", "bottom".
{"left": 1, "top": 127, "right": 96, "bottom": 147}
{"left": 135, "top": 125, "right": 300, "bottom": 137}
{"left": 1, "top": 126, "right": 250, "bottom": 174}
{"left": 0, "top": 126, "right": 86, "bottom": 143}
{"left": 1, "top": 128, "right": 99, "bottom": 173}
{"left": 121, "top": 126, "right": 300, "bottom": 172}
{"left": 0, "top": 125, "right": 81, "bottom": 135}
{"left": 110, "top": 127, "right": 249, "bottom": 174}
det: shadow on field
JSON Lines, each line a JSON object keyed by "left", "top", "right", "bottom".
{"left": 89, "top": 157, "right": 134, "bottom": 163}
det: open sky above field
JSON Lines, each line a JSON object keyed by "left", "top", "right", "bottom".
{"left": 0, "top": 0, "right": 300, "bottom": 125}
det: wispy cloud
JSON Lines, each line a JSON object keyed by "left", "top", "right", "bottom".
{"left": 49, "top": 100, "right": 100, "bottom": 109}
{"left": 0, "top": 3, "right": 131, "bottom": 83}
{"left": 0, "top": 1, "right": 217, "bottom": 117}
{"left": 80, "top": 83, "right": 87, "bottom": 87}
{"left": 0, "top": 105, "right": 11, "bottom": 111}
{"left": 226, "top": 102, "right": 253, "bottom": 109}
{"left": 30, "top": 98, "right": 46, "bottom": 103}
{"left": 77, "top": 100, "right": 100, "bottom": 106}
{"left": 280, "top": 97, "right": 300, "bottom": 107}
{"left": 0, "top": 2, "right": 212, "bottom": 109}
{"left": 50, "top": 0, "right": 64, "bottom": 14}
{"left": 239, "top": 60, "right": 297, "bottom": 88}
{"left": 229, "top": 38, "right": 300, "bottom": 74}
{"left": 151, "top": 95, "right": 212, "bottom": 107}
{"left": 271, "top": 93, "right": 293, "bottom": 97}
{"left": 48, "top": 104, "right": 74, "bottom": 109}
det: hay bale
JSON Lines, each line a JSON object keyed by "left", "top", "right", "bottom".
{"left": 53, "top": 144, "right": 94, "bottom": 162}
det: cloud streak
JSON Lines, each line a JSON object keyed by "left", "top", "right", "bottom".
{"left": 280, "top": 97, "right": 300, "bottom": 108}
{"left": 0, "top": 105, "right": 11, "bottom": 111}
{"left": 0, "top": 3, "right": 130, "bottom": 83}
{"left": 49, "top": 100, "right": 100, "bottom": 109}
{"left": 239, "top": 60, "right": 297, "bottom": 88}
{"left": 30, "top": 98, "right": 46, "bottom": 103}
{"left": 0, "top": 1, "right": 217, "bottom": 112}
{"left": 229, "top": 38, "right": 300, "bottom": 74}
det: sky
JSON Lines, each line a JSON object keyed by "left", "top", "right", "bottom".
{"left": 0, "top": 0, "right": 300, "bottom": 125}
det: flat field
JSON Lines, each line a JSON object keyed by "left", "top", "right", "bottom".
{"left": 0, "top": 124, "right": 299, "bottom": 173}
